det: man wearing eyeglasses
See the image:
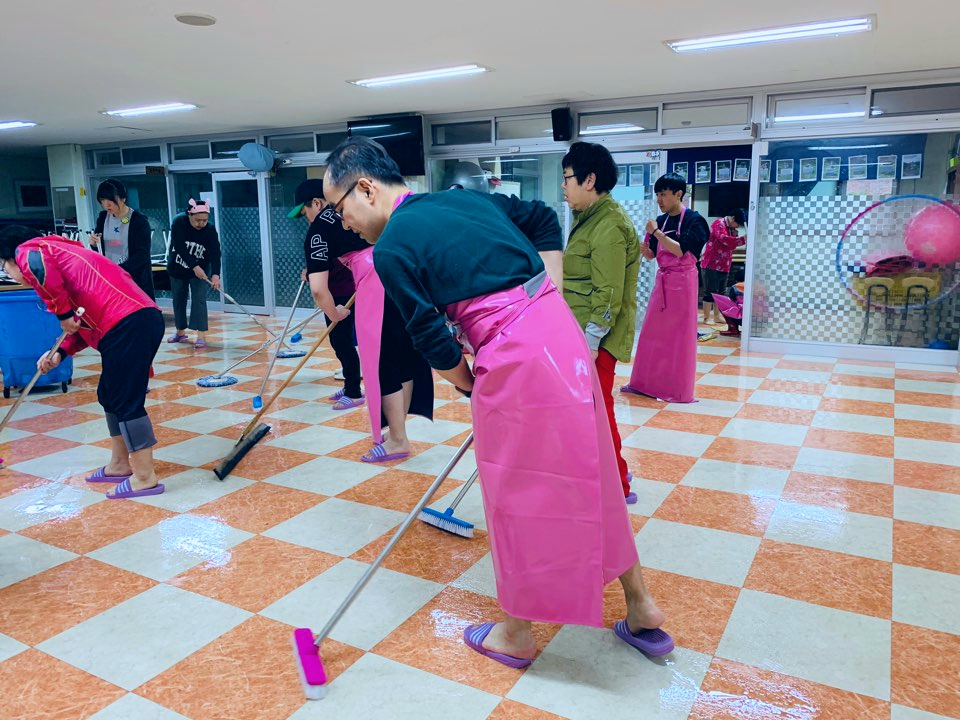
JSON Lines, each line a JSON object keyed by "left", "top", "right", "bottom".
{"left": 561, "top": 142, "right": 641, "bottom": 505}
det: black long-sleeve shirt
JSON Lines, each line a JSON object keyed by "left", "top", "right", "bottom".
{"left": 166, "top": 213, "right": 222, "bottom": 279}
{"left": 648, "top": 209, "right": 710, "bottom": 259}
{"left": 373, "top": 190, "right": 563, "bottom": 371}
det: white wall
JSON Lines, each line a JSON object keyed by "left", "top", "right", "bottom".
{"left": 47, "top": 144, "right": 94, "bottom": 231}
{"left": 0, "top": 153, "right": 52, "bottom": 223}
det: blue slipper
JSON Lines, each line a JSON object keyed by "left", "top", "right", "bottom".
{"left": 107, "top": 478, "right": 165, "bottom": 500}
{"left": 613, "top": 619, "right": 674, "bottom": 656}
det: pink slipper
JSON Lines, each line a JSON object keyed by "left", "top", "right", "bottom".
{"left": 106, "top": 478, "right": 165, "bottom": 499}
{"left": 361, "top": 443, "right": 410, "bottom": 463}
{"left": 463, "top": 623, "right": 533, "bottom": 669}
{"left": 86, "top": 466, "right": 131, "bottom": 483}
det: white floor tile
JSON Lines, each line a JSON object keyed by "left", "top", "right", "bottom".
{"left": 613, "top": 404, "right": 659, "bottom": 425}
{"left": 160, "top": 409, "right": 252, "bottom": 434}
{"left": 793, "top": 448, "right": 893, "bottom": 484}
{"left": 0, "top": 482, "right": 104, "bottom": 532}
{"left": 262, "top": 558, "right": 443, "bottom": 651}
{"left": 823, "top": 385, "right": 895, "bottom": 403}
{"left": 720, "top": 355, "right": 779, "bottom": 368}
{"left": 635, "top": 518, "right": 761, "bottom": 586}
{"left": 663, "top": 398, "right": 743, "bottom": 418}
{"left": 130, "top": 469, "right": 252, "bottom": 512}
{"left": 40, "top": 419, "right": 110, "bottom": 444}
{"left": 895, "top": 379, "right": 960, "bottom": 396}
{"left": 720, "top": 418, "right": 808, "bottom": 447}
{"left": 508, "top": 625, "right": 712, "bottom": 720}
{"left": 680, "top": 459, "right": 788, "bottom": 499}
{"left": 263, "top": 498, "right": 404, "bottom": 556}
{"left": 894, "top": 404, "right": 960, "bottom": 425}
{"left": 627, "top": 478, "right": 674, "bottom": 516}
{"left": 895, "top": 438, "right": 960, "bottom": 467}
{"left": 8, "top": 445, "right": 113, "bottom": 482}
{"left": 266, "top": 426, "right": 367, "bottom": 455}
{"left": 87, "top": 515, "right": 253, "bottom": 581}
{"left": 404, "top": 416, "right": 471, "bottom": 444}
{"left": 893, "top": 564, "right": 960, "bottom": 635}
{"left": 0, "top": 632, "right": 27, "bottom": 663}
{"left": 37, "top": 584, "right": 250, "bottom": 691}
{"left": 766, "top": 368, "right": 832, "bottom": 384}
{"left": 153, "top": 435, "right": 239, "bottom": 467}
{"left": 834, "top": 364, "right": 896, "bottom": 378}
{"left": 265, "top": 401, "right": 340, "bottom": 424}
{"left": 748, "top": 390, "right": 821, "bottom": 411}
{"left": 265, "top": 455, "right": 386, "bottom": 496}
{"left": 174, "top": 388, "right": 255, "bottom": 407}
{"left": 0, "top": 427, "right": 34, "bottom": 443}
{"left": 0, "top": 534, "right": 76, "bottom": 589}
{"left": 697, "top": 345, "right": 737, "bottom": 357}
{"left": 280, "top": 383, "right": 345, "bottom": 403}
{"left": 289, "top": 653, "right": 499, "bottom": 720}
{"left": 88, "top": 694, "right": 191, "bottom": 720}
{"left": 450, "top": 553, "right": 497, "bottom": 598}
{"left": 811, "top": 411, "right": 895, "bottom": 436}
{"left": 395, "top": 445, "right": 477, "bottom": 481}
{"left": 894, "top": 486, "right": 960, "bottom": 531}
{"left": 717, "top": 589, "right": 890, "bottom": 700}
{"left": 697, "top": 374, "right": 765, "bottom": 390}
{"left": 765, "top": 501, "right": 892, "bottom": 561}
{"left": 783, "top": 354, "right": 838, "bottom": 365}
{"left": 622, "top": 427, "right": 714, "bottom": 458}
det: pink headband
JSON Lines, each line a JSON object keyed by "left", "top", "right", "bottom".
{"left": 188, "top": 198, "right": 211, "bottom": 214}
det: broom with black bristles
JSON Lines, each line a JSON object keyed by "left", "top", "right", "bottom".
{"left": 212, "top": 294, "right": 354, "bottom": 480}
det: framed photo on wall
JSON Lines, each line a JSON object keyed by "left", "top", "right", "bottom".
{"left": 776, "top": 159, "right": 794, "bottom": 184}
{"left": 901, "top": 153, "right": 922, "bottom": 180}
{"left": 799, "top": 158, "right": 819, "bottom": 183}
{"left": 759, "top": 159, "right": 771, "bottom": 183}
{"left": 877, "top": 155, "right": 898, "bottom": 180}
{"left": 822, "top": 157, "right": 841, "bottom": 181}
{"left": 13, "top": 181, "right": 51, "bottom": 212}
{"left": 733, "top": 159, "right": 751, "bottom": 182}
{"left": 849, "top": 155, "right": 868, "bottom": 180}
{"left": 695, "top": 161, "right": 711, "bottom": 183}
{"left": 672, "top": 162, "right": 688, "bottom": 181}
{"left": 715, "top": 160, "right": 732, "bottom": 183}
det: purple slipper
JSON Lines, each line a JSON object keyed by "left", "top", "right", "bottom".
{"left": 194, "top": 339, "right": 207, "bottom": 349}
{"left": 625, "top": 491, "right": 638, "bottom": 505}
{"left": 85, "top": 466, "right": 131, "bottom": 483}
{"left": 327, "top": 388, "right": 346, "bottom": 402}
{"left": 106, "top": 478, "right": 165, "bottom": 500}
{"left": 613, "top": 619, "right": 674, "bottom": 657}
{"left": 463, "top": 623, "right": 533, "bottom": 669}
{"left": 361, "top": 443, "right": 410, "bottom": 464}
{"left": 167, "top": 332, "right": 188, "bottom": 344}
{"left": 333, "top": 394, "right": 365, "bottom": 411}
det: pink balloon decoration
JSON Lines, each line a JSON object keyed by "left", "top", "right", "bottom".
{"left": 903, "top": 203, "right": 960, "bottom": 265}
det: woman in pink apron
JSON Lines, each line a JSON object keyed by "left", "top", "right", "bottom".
{"left": 324, "top": 136, "right": 674, "bottom": 669}
{"left": 622, "top": 173, "right": 709, "bottom": 404}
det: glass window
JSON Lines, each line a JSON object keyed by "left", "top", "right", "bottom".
{"left": 171, "top": 142, "right": 210, "bottom": 161}
{"left": 267, "top": 166, "right": 323, "bottom": 309}
{"left": 495, "top": 115, "right": 553, "bottom": 142}
{"left": 871, "top": 82, "right": 960, "bottom": 119}
{"left": 768, "top": 88, "right": 867, "bottom": 125}
{"left": 662, "top": 98, "right": 751, "bottom": 130}
{"left": 431, "top": 120, "right": 492, "bottom": 146}
{"left": 95, "top": 149, "right": 122, "bottom": 166}
{"left": 269, "top": 134, "right": 315, "bottom": 154}
{"left": 316, "top": 131, "right": 348, "bottom": 153}
{"left": 751, "top": 131, "right": 960, "bottom": 351}
{"left": 211, "top": 139, "right": 254, "bottom": 159}
{"left": 172, "top": 172, "right": 213, "bottom": 214}
{"left": 121, "top": 146, "right": 161, "bottom": 165}
{"left": 578, "top": 109, "right": 658, "bottom": 137}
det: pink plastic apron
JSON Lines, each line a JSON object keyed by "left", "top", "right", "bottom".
{"left": 624, "top": 209, "right": 698, "bottom": 403}
{"left": 445, "top": 274, "right": 638, "bottom": 626}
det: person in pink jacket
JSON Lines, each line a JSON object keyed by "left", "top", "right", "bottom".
{"left": 0, "top": 227, "right": 166, "bottom": 499}
{"left": 701, "top": 208, "right": 746, "bottom": 325}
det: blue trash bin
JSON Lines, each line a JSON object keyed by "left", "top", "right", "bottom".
{"left": 0, "top": 289, "right": 74, "bottom": 398}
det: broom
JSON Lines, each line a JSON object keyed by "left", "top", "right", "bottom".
{"left": 253, "top": 280, "right": 306, "bottom": 410}
{"left": 293, "top": 432, "right": 473, "bottom": 699}
{"left": 418, "top": 468, "right": 478, "bottom": 538}
{"left": 212, "top": 294, "right": 355, "bottom": 480}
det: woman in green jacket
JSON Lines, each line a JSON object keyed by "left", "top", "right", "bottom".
{"left": 561, "top": 142, "right": 641, "bottom": 504}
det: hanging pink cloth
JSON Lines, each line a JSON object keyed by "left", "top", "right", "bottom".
{"left": 622, "top": 209, "right": 698, "bottom": 403}
{"left": 445, "top": 273, "right": 638, "bottom": 626}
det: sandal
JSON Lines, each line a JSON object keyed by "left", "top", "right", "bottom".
{"left": 167, "top": 332, "right": 188, "bottom": 344}
{"left": 361, "top": 443, "right": 410, "bottom": 463}
{"left": 194, "top": 339, "right": 207, "bottom": 349}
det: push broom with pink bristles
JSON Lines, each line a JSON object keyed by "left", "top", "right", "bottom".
{"left": 293, "top": 431, "right": 474, "bottom": 699}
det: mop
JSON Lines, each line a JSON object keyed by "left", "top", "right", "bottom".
{"left": 213, "top": 281, "right": 306, "bottom": 357}
{"left": 418, "top": 468, "right": 478, "bottom": 538}
{"left": 293, "top": 432, "right": 474, "bottom": 699}
{"left": 253, "top": 280, "right": 306, "bottom": 410}
{"left": 0, "top": 308, "right": 85, "bottom": 469}
{"left": 212, "top": 294, "right": 355, "bottom": 480}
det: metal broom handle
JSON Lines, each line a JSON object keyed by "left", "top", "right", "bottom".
{"left": 315, "top": 431, "right": 474, "bottom": 646}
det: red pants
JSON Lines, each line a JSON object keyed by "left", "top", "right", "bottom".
{"left": 596, "top": 348, "right": 630, "bottom": 496}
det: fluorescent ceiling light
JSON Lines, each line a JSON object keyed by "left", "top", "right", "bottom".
{"left": 807, "top": 144, "right": 889, "bottom": 150}
{"left": 774, "top": 111, "right": 865, "bottom": 122}
{"left": 351, "top": 64, "right": 488, "bottom": 88}
{"left": 667, "top": 16, "right": 873, "bottom": 53}
{"left": 103, "top": 103, "right": 198, "bottom": 118}
{"left": 579, "top": 123, "right": 644, "bottom": 135}
{"left": 0, "top": 121, "right": 37, "bottom": 131}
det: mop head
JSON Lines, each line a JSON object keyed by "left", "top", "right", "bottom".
{"left": 292, "top": 628, "right": 327, "bottom": 700}
{"left": 419, "top": 507, "right": 475, "bottom": 538}
{"left": 197, "top": 375, "right": 239, "bottom": 388}
{"left": 278, "top": 349, "right": 307, "bottom": 358}
{"left": 213, "top": 423, "right": 271, "bottom": 480}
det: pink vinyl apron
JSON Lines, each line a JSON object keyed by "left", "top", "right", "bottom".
{"left": 338, "top": 245, "right": 387, "bottom": 444}
{"left": 445, "top": 272, "right": 638, "bottom": 626}
{"left": 624, "top": 208, "right": 698, "bottom": 403}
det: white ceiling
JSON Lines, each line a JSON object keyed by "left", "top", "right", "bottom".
{"left": 1, "top": 0, "right": 959, "bottom": 151}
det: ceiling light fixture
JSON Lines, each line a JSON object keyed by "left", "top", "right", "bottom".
{"left": 0, "top": 121, "right": 37, "bottom": 131}
{"left": 579, "top": 123, "right": 644, "bottom": 135}
{"left": 774, "top": 111, "right": 865, "bottom": 122}
{"left": 667, "top": 16, "right": 874, "bottom": 53}
{"left": 350, "top": 64, "right": 489, "bottom": 88}
{"left": 102, "top": 103, "right": 198, "bottom": 118}
{"left": 175, "top": 13, "right": 217, "bottom": 26}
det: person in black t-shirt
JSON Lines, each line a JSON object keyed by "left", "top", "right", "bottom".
{"left": 289, "top": 179, "right": 363, "bottom": 407}
{"left": 166, "top": 199, "right": 221, "bottom": 348}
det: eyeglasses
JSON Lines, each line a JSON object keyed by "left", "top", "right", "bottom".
{"left": 331, "top": 180, "right": 360, "bottom": 221}
{"left": 561, "top": 173, "right": 577, "bottom": 185}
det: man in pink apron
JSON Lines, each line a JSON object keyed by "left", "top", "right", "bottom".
{"left": 622, "top": 173, "right": 709, "bottom": 404}
{"left": 324, "top": 137, "right": 674, "bottom": 668}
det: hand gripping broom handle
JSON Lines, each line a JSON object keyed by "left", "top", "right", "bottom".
{"left": 237, "top": 294, "right": 355, "bottom": 439}
{"left": 0, "top": 307, "right": 85, "bottom": 436}
{"left": 315, "top": 431, "right": 474, "bottom": 646}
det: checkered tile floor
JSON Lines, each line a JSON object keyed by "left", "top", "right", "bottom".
{"left": 1, "top": 311, "right": 958, "bottom": 720}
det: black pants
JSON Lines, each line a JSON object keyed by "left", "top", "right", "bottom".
{"left": 327, "top": 294, "right": 362, "bottom": 398}
{"left": 170, "top": 275, "right": 209, "bottom": 332}
{"left": 701, "top": 268, "right": 729, "bottom": 304}
{"left": 98, "top": 308, "right": 164, "bottom": 451}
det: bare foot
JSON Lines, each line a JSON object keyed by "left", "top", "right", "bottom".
{"left": 480, "top": 622, "right": 537, "bottom": 660}
{"left": 626, "top": 596, "right": 666, "bottom": 635}
{"left": 103, "top": 463, "right": 133, "bottom": 477}
{"left": 380, "top": 438, "right": 411, "bottom": 457}
{"left": 127, "top": 473, "right": 159, "bottom": 492}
